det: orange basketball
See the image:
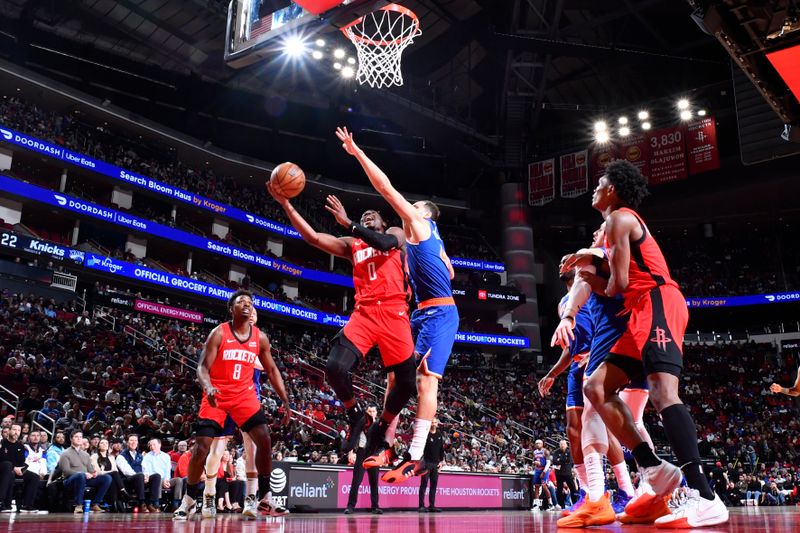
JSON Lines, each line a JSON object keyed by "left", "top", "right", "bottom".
{"left": 269, "top": 162, "right": 306, "bottom": 198}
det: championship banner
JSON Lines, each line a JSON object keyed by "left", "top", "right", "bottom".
{"left": 528, "top": 158, "right": 555, "bottom": 206}
{"left": 686, "top": 117, "right": 720, "bottom": 175}
{"left": 619, "top": 134, "right": 650, "bottom": 179}
{"left": 647, "top": 125, "right": 688, "bottom": 185}
{"left": 559, "top": 150, "right": 589, "bottom": 198}
{"left": 590, "top": 143, "right": 619, "bottom": 184}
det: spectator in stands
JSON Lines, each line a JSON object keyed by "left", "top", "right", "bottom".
{"left": 46, "top": 431, "right": 66, "bottom": 474}
{"left": 91, "top": 438, "right": 126, "bottom": 512}
{"left": 116, "top": 434, "right": 161, "bottom": 513}
{"left": 24, "top": 430, "right": 48, "bottom": 480}
{"left": 0, "top": 423, "right": 44, "bottom": 513}
{"left": 58, "top": 430, "right": 111, "bottom": 513}
{"left": 19, "top": 386, "right": 41, "bottom": 416}
{"left": 106, "top": 387, "right": 121, "bottom": 405}
{"left": 143, "top": 438, "right": 171, "bottom": 510}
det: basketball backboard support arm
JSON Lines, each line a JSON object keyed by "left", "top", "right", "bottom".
{"left": 224, "top": 0, "right": 399, "bottom": 69}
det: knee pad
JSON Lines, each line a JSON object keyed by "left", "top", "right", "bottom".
{"left": 325, "top": 333, "right": 361, "bottom": 402}
{"left": 580, "top": 404, "right": 608, "bottom": 451}
{"left": 384, "top": 356, "right": 417, "bottom": 415}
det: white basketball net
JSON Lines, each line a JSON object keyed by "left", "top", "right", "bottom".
{"left": 342, "top": 4, "right": 421, "bottom": 89}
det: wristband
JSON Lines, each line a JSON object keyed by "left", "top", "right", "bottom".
{"left": 561, "top": 315, "right": 575, "bottom": 324}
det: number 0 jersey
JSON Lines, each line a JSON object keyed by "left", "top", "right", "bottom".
{"left": 350, "top": 238, "right": 410, "bottom": 306}
{"left": 209, "top": 321, "right": 261, "bottom": 395}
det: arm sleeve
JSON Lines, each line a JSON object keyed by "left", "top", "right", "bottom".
{"left": 350, "top": 223, "right": 399, "bottom": 252}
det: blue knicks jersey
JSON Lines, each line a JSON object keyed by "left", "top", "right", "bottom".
{"left": 559, "top": 294, "right": 593, "bottom": 358}
{"left": 585, "top": 247, "right": 630, "bottom": 376}
{"left": 407, "top": 219, "right": 454, "bottom": 303}
{"left": 534, "top": 448, "right": 547, "bottom": 470}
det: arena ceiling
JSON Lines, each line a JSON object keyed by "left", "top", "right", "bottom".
{"left": 0, "top": 1, "right": 735, "bottom": 168}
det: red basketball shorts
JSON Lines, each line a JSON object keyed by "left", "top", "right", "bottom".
{"left": 609, "top": 284, "right": 688, "bottom": 377}
{"left": 343, "top": 300, "right": 414, "bottom": 368}
{"left": 198, "top": 386, "right": 262, "bottom": 429}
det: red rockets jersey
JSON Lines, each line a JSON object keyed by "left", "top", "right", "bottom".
{"left": 350, "top": 238, "right": 410, "bottom": 306}
{"left": 209, "top": 321, "right": 261, "bottom": 394}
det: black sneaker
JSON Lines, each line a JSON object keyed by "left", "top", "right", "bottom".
{"left": 343, "top": 507, "right": 354, "bottom": 515}
{"left": 418, "top": 506, "right": 426, "bottom": 513}
{"left": 429, "top": 507, "right": 442, "bottom": 513}
{"left": 371, "top": 508, "right": 383, "bottom": 515}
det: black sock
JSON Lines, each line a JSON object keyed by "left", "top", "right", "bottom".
{"left": 632, "top": 442, "right": 662, "bottom": 468}
{"left": 258, "top": 475, "right": 269, "bottom": 499}
{"left": 186, "top": 482, "right": 201, "bottom": 500}
{"left": 660, "top": 403, "right": 715, "bottom": 500}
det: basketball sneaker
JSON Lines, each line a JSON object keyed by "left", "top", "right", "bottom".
{"left": 611, "top": 489, "right": 632, "bottom": 514}
{"left": 363, "top": 446, "right": 396, "bottom": 469}
{"left": 654, "top": 489, "right": 729, "bottom": 529}
{"left": 382, "top": 453, "right": 429, "bottom": 484}
{"left": 624, "top": 461, "right": 681, "bottom": 519}
{"left": 259, "top": 496, "right": 289, "bottom": 517}
{"left": 172, "top": 496, "right": 196, "bottom": 521}
{"left": 561, "top": 489, "right": 586, "bottom": 517}
{"left": 201, "top": 495, "right": 217, "bottom": 519}
{"left": 556, "top": 492, "right": 616, "bottom": 528}
{"left": 242, "top": 495, "right": 259, "bottom": 519}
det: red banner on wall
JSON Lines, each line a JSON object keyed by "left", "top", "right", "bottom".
{"left": 528, "top": 158, "right": 555, "bottom": 206}
{"left": 619, "top": 134, "right": 651, "bottom": 180}
{"left": 559, "top": 149, "right": 589, "bottom": 198}
{"left": 590, "top": 143, "right": 619, "bottom": 184}
{"left": 646, "top": 125, "right": 688, "bottom": 185}
{"left": 686, "top": 117, "right": 720, "bottom": 174}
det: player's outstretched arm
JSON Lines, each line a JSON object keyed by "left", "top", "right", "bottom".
{"left": 325, "top": 194, "right": 406, "bottom": 252}
{"left": 267, "top": 181, "right": 350, "bottom": 259}
{"left": 604, "top": 210, "right": 634, "bottom": 297}
{"left": 335, "top": 127, "right": 430, "bottom": 241}
{"left": 258, "top": 333, "right": 292, "bottom": 425}
{"left": 538, "top": 346, "right": 572, "bottom": 397}
{"left": 770, "top": 367, "right": 800, "bottom": 396}
{"left": 197, "top": 326, "right": 223, "bottom": 406}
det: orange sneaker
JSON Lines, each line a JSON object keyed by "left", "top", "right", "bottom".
{"left": 618, "top": 495, "right": 671, "bottom": 524}
{"left": 381, "top": 457, "right": 428, "bottom": 484}
{"left": 556, "top": 492, "right": 616, "bottom": 528}
{"left": 362, "top": 447, "right": 396, "bottom": 469}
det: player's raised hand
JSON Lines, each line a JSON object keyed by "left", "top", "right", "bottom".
{"left": 538, "top": 375, "right": 554, "bottom": 397}
{"left": 561, "top": 253, "right": 592, "bottom": 273}
{"left": 578, "top": 270, "right": 608, "bottom": 295}
{"left": 204, "top": 385, "right": 220, "bottom": 407}
{"left": 551, "top": 317, "right": 575, "bottom": 349}
{"left": 325, "top": 195, "right": 352, "bottom": 227}
{"left": 335, "top": 127, "right": 359, "bottom": 156}
{"left": 267, "top": 179, "right": 289, "bottom": 206}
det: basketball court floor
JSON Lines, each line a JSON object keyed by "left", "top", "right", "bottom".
{"left": 2, "top": 507, "right": 798, "bottom": 533}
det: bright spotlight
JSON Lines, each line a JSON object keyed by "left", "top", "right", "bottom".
{"left": 347, "top": 57, "right": 356, "bottom": 65}
{"left": 677, "top": 98, "right": 690, "bottom": 110}
{"left": 312, "top": 50, "right": 323, "bottom": 60}
{"left": 595, "top": 131, "right": 610, "bottom": 143}
{"left": 342, "top": 66, "right": 355, "bottom": 79}
{"left": 618, "top": 116, "right": 628, "bottom": 125}
{"left": 641, "top": 121, "right": 652, "bottom": 130}
{"left": 698, "top": 109, "right": 707, "bottom": 116}
{"left": 680, "top": 109, "right": 693, "bottom": 121}
{"left": 637, "top": 110, "right": 649, "bottom": 120}
{"left": 333, "top": 48, "right": 346, "bottom": 59}
{"left": 619, "top": 126, "right": 631, "bottom": 136}
{"left": 283, "top": 36, "right": 307, "bottom": 58}
{"left": 333, "top": 62, "right": 342, "bottom": 70}
{"left": 594, "top": 121, "right": 607, "bottom": 133}
{"left": 315, "top": 39, "right": 326, "bottom": 47}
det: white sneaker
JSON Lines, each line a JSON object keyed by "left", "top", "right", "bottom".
{"left": 242, "top": 496, "right": 258, "bottom": 519}
{"left": 530, "top": 504, "right": 541, "bottom": 513}
{"left": 640, "top": 461, "right": 682, "bottom": 497}
{"left": 173, "top": 496, "right": 196, "bottom": 521}
{"left": 654, "top": 489, "right": 729, "bottom": 529}
{"left": 259, "top": 497, "right": 289, "bottom": 517}
{"left": 201, "top": 495, "right": 217, "bottom": 519}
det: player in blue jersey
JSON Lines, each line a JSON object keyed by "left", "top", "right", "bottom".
{"left": 335, "top": 127, "right": 459, "bottom": 483}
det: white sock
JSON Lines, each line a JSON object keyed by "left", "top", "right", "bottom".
{"left": 204, "top": 477, "right": 217, "bottom": 497}
{"left": 575, "top": 463, "right": 588, "bottom": 490}
{"left": 246, "top": 478, "right": 257, "bottom": 498}
{"left": 613, "top": 461, "right": 635, "bottom": 496}
{"left": 385, "top": 415, "right": 399, "bottom": 445}
{"left": 408, "top": 419, "right": 432, "bottom": 461}
{"left": 584, "top": 452, "right": 605, "bottom": 501}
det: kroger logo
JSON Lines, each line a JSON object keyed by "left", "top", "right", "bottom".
{"left": 100, "top": 257, "right": 124, "bottom": 274}
{"left": 270, "top": 468, "right": 287, "bottom": 493}
{"left": 765, "top": 295, "right": 776, "bottom": 302}
{"left": 54, "top": 194, "right": 67, "bottom": 206}
{"left": 0, "top": 129, "right": 11, "bottom": 141}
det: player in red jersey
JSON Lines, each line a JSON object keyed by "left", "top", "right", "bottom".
{"left": 569, "top": 160, "right": 727, "bottom": 528}
{"left": 173, "top": 290, "right": 291, "bottom": 520}
{"left": 268, "top": 183, "right": 417, "bottom": 464}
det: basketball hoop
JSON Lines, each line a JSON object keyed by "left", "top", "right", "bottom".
{"left": 341, "top": 3, "right": 421, "bottom": 89}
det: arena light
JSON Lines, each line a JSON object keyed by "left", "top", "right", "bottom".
{"left": 637, "top": 110, "right": 649, "bottom": 120}
{"left": 677, "top": 98, "right": 690, "bottom": 110}
{"left": 333, "top": 62, "right": 342, "bottom": 70}
{"left": 283, "top": 36, "right": 307, "bottom": 58}
{"left": 680, "top": 109, "right": 693, "bottom": 121}
{"left": 333, "top": 48, "right": 346, "bottom": 59}
{"left": 315, "top": 38, "right": 326, "bottom": 47}
{"left": 312, "top": 50, "right": 324, "bottom": 60}
{"left": 641, "top": 121, "right": 652, "bottom": 130}
{"left": 619, "top": 126, "right": 631, "bottom": 137}
{"left": 595, "top": 130, "right": 610, "bottom": 143}
{"left": 698, "top": 109, "right": 707, "bottom": 116}
{"left": 618, "top": 116, "right": 628, "bottom": 125}
{"left": 341, "top": 66, "right": 355, "bottom": 79}
{"left": 347, "top": 57, "right": 356, "bottom": 65}
{"left": 593, "top": 121, "right": 607, "bottom": 133}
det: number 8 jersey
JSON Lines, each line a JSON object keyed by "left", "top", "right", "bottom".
{"left": 350, "top": 238, "right": 410, "bottom": 305}
{"left": 210, "top": 321, "right": 261, "bottom": 396}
